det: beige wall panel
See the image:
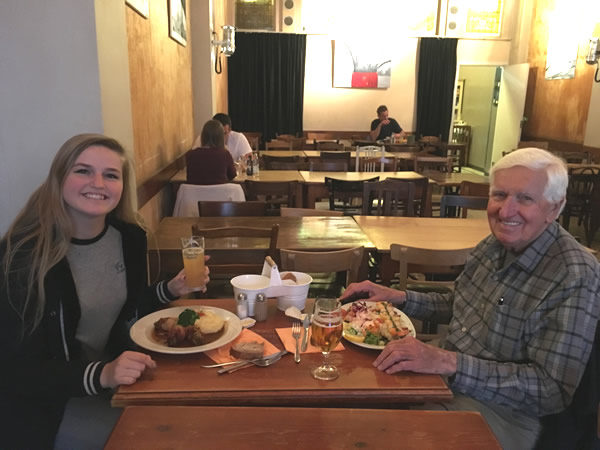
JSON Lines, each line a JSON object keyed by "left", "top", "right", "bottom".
{"left": 126, "top": 0, "right": 194, "bottom": 184}
{"left": 214, "top": 0, "right": 229, "bottom": 113}
{"left": 523, "top": 0, "right": 595, "bottom": 143}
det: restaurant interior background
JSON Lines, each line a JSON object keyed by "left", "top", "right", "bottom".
{"left": 0, "top": 0, "right": 599, "bottom": 233}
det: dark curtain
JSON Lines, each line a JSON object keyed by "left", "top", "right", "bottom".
{"left": 228, "top": 32, "right": 306, "bottom": 143}
{"left": 416, "top": 38, "right": 458, "bottom": 142}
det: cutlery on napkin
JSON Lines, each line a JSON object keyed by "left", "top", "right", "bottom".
{"left": 276, "top": 327, "right": 344, "bottom": 354}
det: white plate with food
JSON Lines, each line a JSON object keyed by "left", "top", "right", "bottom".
{"left": 342, "top": 300, "right": 416, "bottom": 350}
{"left": 130, "top": 306, "right": 242, "bottom": 354}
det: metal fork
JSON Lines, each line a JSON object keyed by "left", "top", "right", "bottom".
{"left": 292, "top": 322, "right": 302, "bottom": 363}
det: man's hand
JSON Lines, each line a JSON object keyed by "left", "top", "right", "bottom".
{"left": 100, "top": 351, "right": 157, "bottom": 389}
{"left": 373, "top": 336, "right": 457, "bottom": 376}
{"left": 338, "top": 280, "right": 406, "bottom": 305}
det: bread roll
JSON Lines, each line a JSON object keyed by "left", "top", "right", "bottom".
{"left": 230, "top": 341, "right": 265, "bottom": 360}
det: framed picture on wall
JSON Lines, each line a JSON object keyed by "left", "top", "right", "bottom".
{"left": 168, "top": 0, "right": 187, "bottom": 46}
{"left": 333, "top": 40, "right": 391, "bottom": 89}
{"left": 126, "top": 0, "right": 149, "bottom": 18}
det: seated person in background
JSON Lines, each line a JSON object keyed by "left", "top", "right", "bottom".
{"left": 370, "top": 105, "right": 403, "bottom": 141}
{"left": 340, "top": 148, "right": 600, "bottom": 449}
{"left": 187, "top": 119, "right": 237, "bottom": 185}
{"left": 193, "top": 113, "right": 252, "bottom": 162}
{"left": 0, "top": 134, "right": 210, "bottom": 449}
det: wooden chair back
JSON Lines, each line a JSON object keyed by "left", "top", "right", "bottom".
{"left": 241, "top": 132, "right": 262, "bottom": 151}
{"left": 190, "top": 224, "right": 279, "bottom": 275}
{"left": 413, "top": 156, "right": 453, "bottom": 173}
{"left": 459, "top": 181, "right": 490, "bottom": 197}
{"left": 556, "top": 151, "right": 591, "bottom": 164}
{"left": 389, "top": 177, "right": 430, "bottom": 217}
{"left": 325, "top": 176, "right": 379, "bottom": 214}
{"left": 321, "top": 151, "right": 351, "bottom": 161}
{"left": 309, "top": 161, "right": 348, "bottom": 172}
{"left": 562, "top": 167, "right": 600, "bottom": 245}
{"left": 266, "top": 139, "right": 292, "bottom": 150}
{"left": 390, "top": 244, "right": 472, "bottom": 336}
{"left": 245, "top": 180, "right": 299, "bottom": 214}
{"left": 289, "top": 137, "right": 307, "bottom": 149}
{"left": 362, "top": 179, "right": 415, "bottom": 216}
{"left": 263, "top": 155, "right": 299, "bottom": 169}
{"left": 518, "top": 140, "right": 549, "bottom": 150}
{"left": 280, "top": 207, "right": 343, "bottom": 217}
{"left": 316, "top": 141, "right": 344, "bottom": 151}
{"left": 439, "top": 195, "right": 488, "bottom": 218}
{"left": 198, "top": 201, "right": 267, "bottom": 217}
{"left": 280, "top": 247, "right": 365, "bottom": 286}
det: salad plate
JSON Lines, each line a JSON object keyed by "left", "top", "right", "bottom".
{"left": 342, "top": 300, "right": 415, "bottom": 350}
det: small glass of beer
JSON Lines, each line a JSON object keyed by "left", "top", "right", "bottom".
{"left": 310, "top": 297, "right": 343, "bottom": 381}
{"left": 180, "top": 236, "right": 205, "bottom": 291}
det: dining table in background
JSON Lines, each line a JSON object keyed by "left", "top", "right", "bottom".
{"left": 148, "top": 215, "right": 375, "bottom": 279}
{"left": 354, "top": 216, "right": 491, "bottom": 283}
{"left": 112, "top": 298, "right": 453, "bottom": 408}
{"left": 258, "top": 150, "right": 307, "bottom": 158}
{"left": 299, "top": 170, "right": 432, "bottom": 213}
{"left": 421, "top": 170, "right": 489, "bottom": 190}
{"left": 105, "top": 406, "right": 501, "bottom": 449}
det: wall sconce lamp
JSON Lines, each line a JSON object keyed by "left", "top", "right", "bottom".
{"left": 212, "top": 25, "right": 236, "bottom": 74}
{"left": 586, "top": 38, "right": 600, "bottom": 82}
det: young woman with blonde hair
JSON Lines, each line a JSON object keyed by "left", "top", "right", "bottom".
{"left": 1, "top": 134, "right": 209, "bottom": 448}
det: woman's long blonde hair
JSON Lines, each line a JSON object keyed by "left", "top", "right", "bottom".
{"left": 1, "top": 134, "right": 139, "bottom": 335}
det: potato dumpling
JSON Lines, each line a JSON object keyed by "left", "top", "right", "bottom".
{"left": 195, "top": 311, "right": 225, "bottom": 335}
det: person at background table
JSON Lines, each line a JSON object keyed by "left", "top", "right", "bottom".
{"left": 193, "top": 113, "right": 252, "bottom": 163}
{"left": 369, "top": 105, "right": 403, "bottom": 142}
{"left": 340, "top": 148, "right": 600, "bottom": 449}
{"left": 186, "top": 119, "right": 237, "bottom": 185}
{"left": 0, "top": 134, "right": 210, "bottom": 449}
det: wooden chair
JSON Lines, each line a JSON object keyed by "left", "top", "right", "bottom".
{"left": 191, "top": 224, "right": 279, "bottom": 276}
{"left": 413, "top": 156, "right": 453, "bottom": 173}
{"left": 419, "top": 135, "right": 443, "bottom": 155}
{"left": 280, "top": 207, "right": 343, "bottom": 217}
{"left": 358, "top": 156, "right": 398, "bottom": 172}
{"left": 279, "top": 136, "right": 307, "bottom": 149}
{"left": 198, "top": 201, "right": 267, "bottom": 217}
{"left": 245, "top": 180, "right": 299, "bottom": 215}
{"left": 362, "top": 179, "right": 415, "bottom": 216}
{"left": 556, "top": 151, "right": 591, "bottom": 164}
{"left": 309, "top": 161, "right": 348, "bottom": 172}
{"left": 242, "top": 132, "right": 262, "bottom": 151}
{"left": 269, "top": 161, "right": 311, "bottom": 171}
{"left": 266, "top": 139, "right": 292, "bottom": 150}
{"left": 320, "top": 151, "right": 352, "bottom": 169}
{"left": 459, "top": 181, "right": 490, "bottom": 197}
{"left": 325, "top": 176, "right": 379, "bottom": 215}
{"left": 518, "top": 140, "right": 549, "bottom": 150}
{"left": 439, "top": 195, "right": 488, "bottom": 218}
{"left": 316, "top": 141, "right": 344, "bottom": 151}
{"left": 390, "top": 244, "right": 472, "bottom": 337}
{"left": 355, "top": 145, "right": 384, "bottom": 172}
{"left": 280, "top": 247, "right": 365, "bottom": 297}
{"left": 262, "top": 155, "right": 299, "bottom": 170}
{"left": 562, "top": 167, "right": 600, "bottom": 245}
{"left": 389, "top": 177, "right": 430, "bottom": 217}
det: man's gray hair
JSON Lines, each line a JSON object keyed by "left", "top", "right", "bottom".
{"left": 489, "top": 148, "right": 568, "bottom": 206}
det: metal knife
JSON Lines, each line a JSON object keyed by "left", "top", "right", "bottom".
{"left": 301, "top": 313, "right": 312, "bottom": 352}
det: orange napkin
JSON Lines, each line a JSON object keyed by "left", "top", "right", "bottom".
{"left": 276, "top": 327, "right": 345, "bottom": 354}
{"left": 205, "top": 329, "right": 281, "bottom": 364}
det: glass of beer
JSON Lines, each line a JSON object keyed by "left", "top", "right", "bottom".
{"left": 180, "top": 236, "right": 205, "bottom": 291}
{"left": 310, "top": 296, "right": 343, "bottom": 381}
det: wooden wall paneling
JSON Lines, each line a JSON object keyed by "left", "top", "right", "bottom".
{"left": 523, "top": 0, "right": 595, "bottom": 144}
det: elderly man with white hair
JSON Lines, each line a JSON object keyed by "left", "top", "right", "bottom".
{"left": 340, "top": 148, "right": 600, "bottom": 449}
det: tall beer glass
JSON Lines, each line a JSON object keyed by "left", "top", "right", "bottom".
{"left": 310, "top": 297, "right": 343, "bottom": 380}
{"left": 181, "top": 236, "right": 205, "bottom": 291}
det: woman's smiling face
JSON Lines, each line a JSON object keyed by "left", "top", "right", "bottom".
{"left": 62, "top": 145, "right": 123, "bottom": 226}
{"left": 487, "top": 165, "right": 560, "bottom": 253}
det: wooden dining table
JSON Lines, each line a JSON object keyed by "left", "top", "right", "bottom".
{"left": 148, "top": 215, "right": 375, "bottom": 278}
{"left": 354, "top": 216, "right": 491, "bottom": 282}
{"left": 299, "top": 171, "right": 431, "bottom": 212}
{"left": 112, "top": 298, "right": 453, "bottom": 408}
{"left": 421, "top": 170, "right": 489, "bottom": 189}
{"left": 105, "top": 406, "right": 500, "bottom": 449}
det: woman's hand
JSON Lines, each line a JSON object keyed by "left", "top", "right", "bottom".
{"left": 339, "top": 280, "right": 406, "bottom": 305}
{"left": 167, "top": 256, "right": 211, "bottom": 296}
{"left": 373, "top": 336, "right": 457, "bottom": 376}
{"left": 100, "top": 351, "right": 156, "bottom": 389}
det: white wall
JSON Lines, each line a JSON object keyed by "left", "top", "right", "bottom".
{"left": 0, "top": 1, "right": 104, "bottom": 233}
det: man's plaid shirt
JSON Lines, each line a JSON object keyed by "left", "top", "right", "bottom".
{"left": 403, "top": 221, "right": 600, "bottom": 416}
